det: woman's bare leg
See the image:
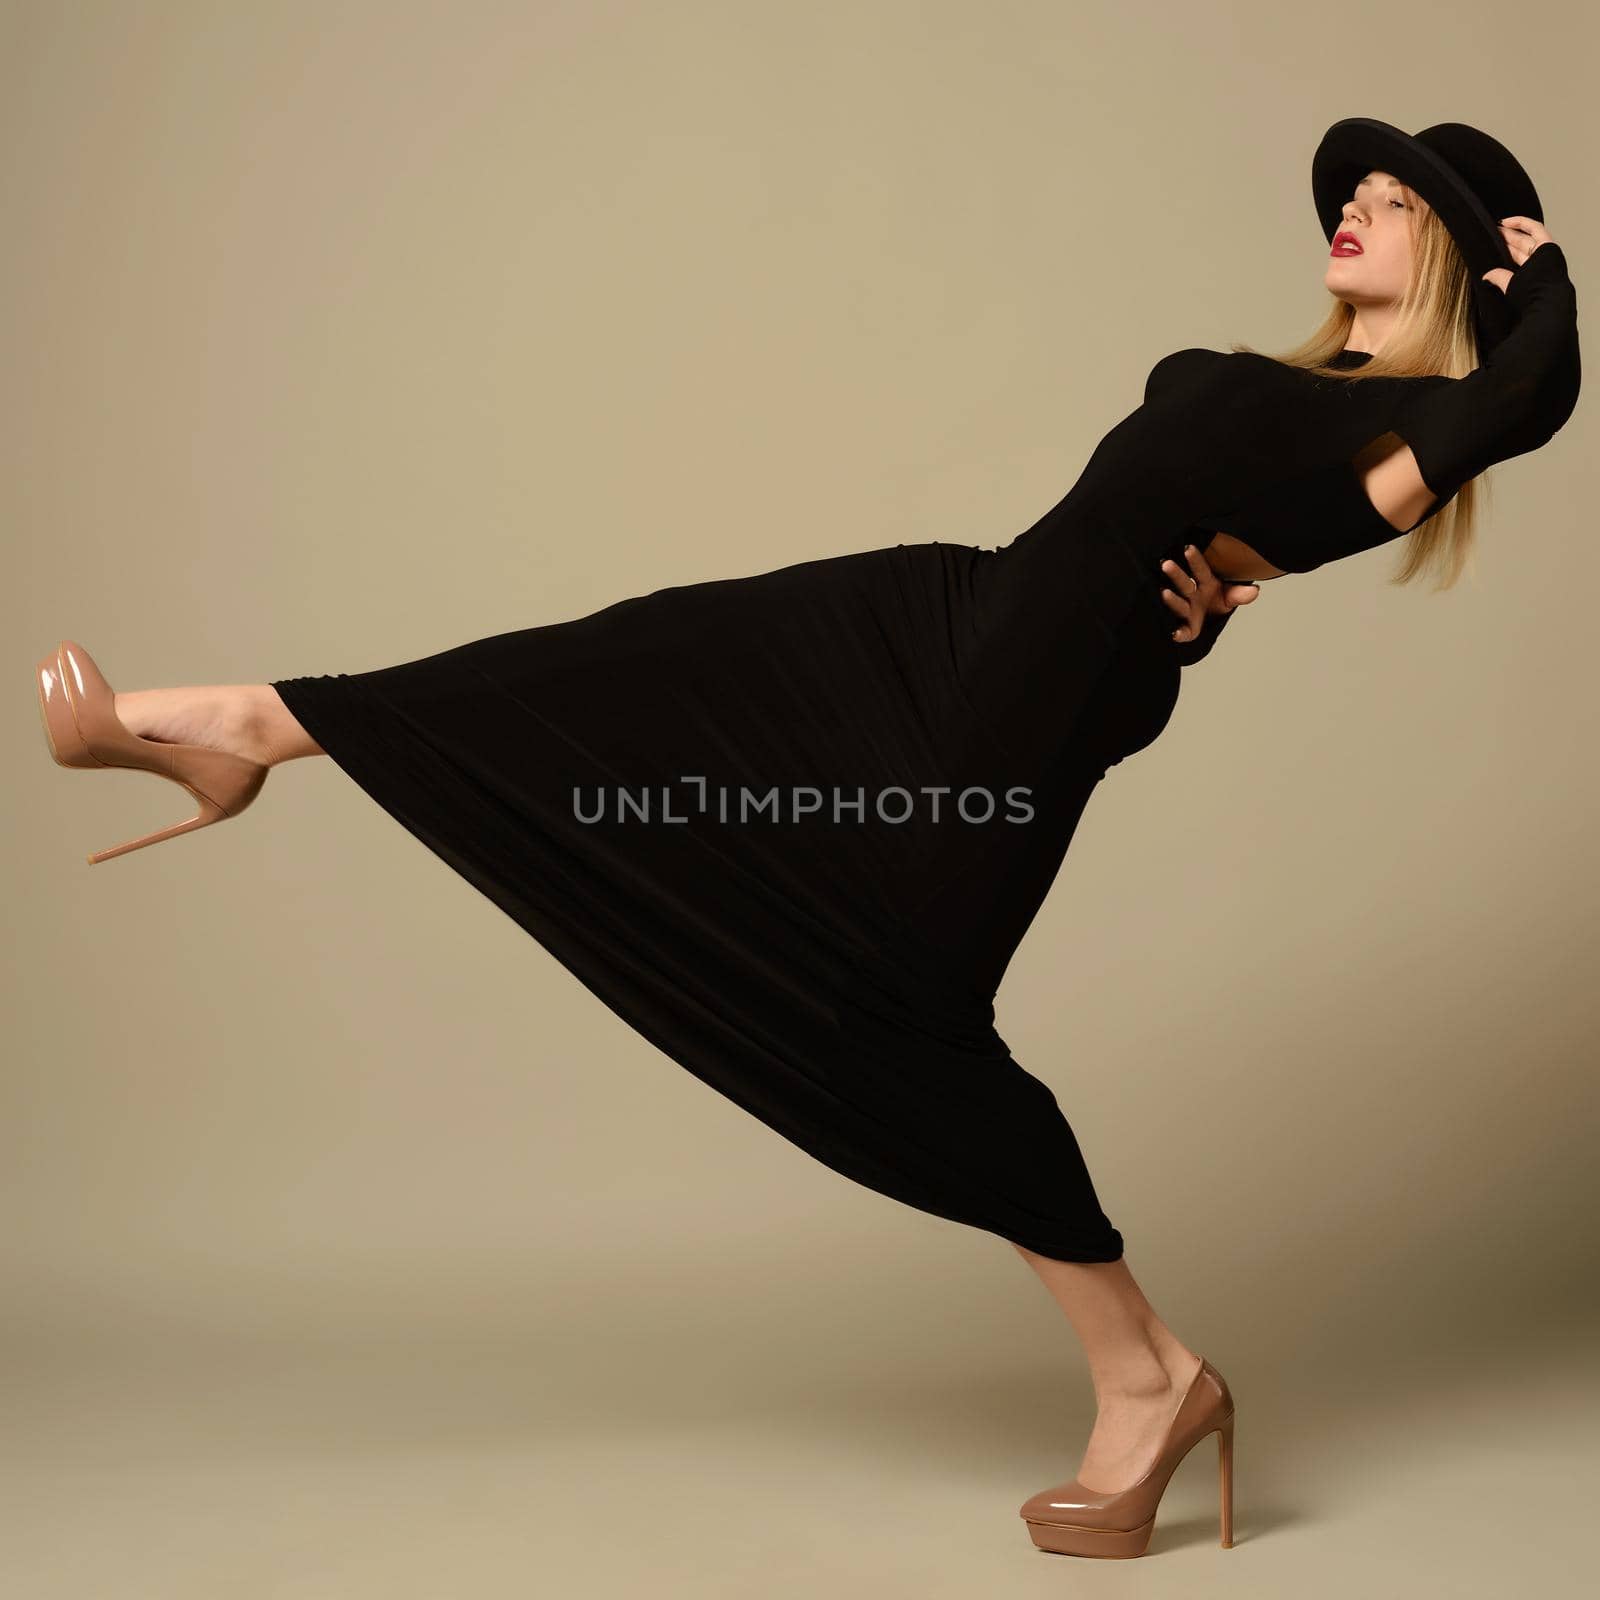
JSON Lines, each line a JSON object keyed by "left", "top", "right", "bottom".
{"left": 113, "top": 684, "right": 323, "bottom": 766}
{"left": 1010, "top": 1244, "right": 1204, "bottom": 1493}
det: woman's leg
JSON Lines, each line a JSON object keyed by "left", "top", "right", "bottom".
{"left": 113, "top": 684, "right": 323, "bottom": 765}
{"left": 1010, "top": 1244, "right": 1203, "bottom": 1492}
{"left": 114, "top": 682, "right": 1193, "bottom": 1491}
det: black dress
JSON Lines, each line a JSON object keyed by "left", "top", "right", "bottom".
{"left": 271, "top": 246, "right": 1579, "bottom": 1262}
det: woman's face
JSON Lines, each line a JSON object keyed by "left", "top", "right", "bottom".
{"left": 1325, "top": 168, "right": 1427, "bottom": 305}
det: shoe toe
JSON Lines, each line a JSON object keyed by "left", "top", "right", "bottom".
{"left": 1019, "top": 1477, "right": 1119, "bottom": 1525}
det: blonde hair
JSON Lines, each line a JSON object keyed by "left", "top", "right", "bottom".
{"left": 1235, "top": 185, "right": 1486, "bottom": 591}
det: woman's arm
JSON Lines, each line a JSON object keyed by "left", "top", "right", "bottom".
{"left": 1387, "top": 236, "right": 1581, "bottom": 516}
{"left": 1218, "top": 236, "right": 1581, "bottom": 562}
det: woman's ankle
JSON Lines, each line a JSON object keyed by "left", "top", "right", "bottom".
{"left": 245, "top": 684, "right": 321, "bottom": 765}
{"left": 1092, "top": 1333, "right": 1199, "bottom": 1401}
{"left": 1090, "top": 1346, "right": 1177, "bottom": 1400}
{"left": 1142, "top": 1325, "right": 1203, "bottom": 1389}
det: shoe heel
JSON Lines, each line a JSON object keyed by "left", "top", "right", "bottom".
{"left": 86, "top": 791, "right": 235, "bottom": 864}
{"left": 1217, "top": 1411, "right": 1234, "bottom": 1548}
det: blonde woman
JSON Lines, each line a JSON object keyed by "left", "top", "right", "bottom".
{"left": 37, "top": 117, "right": 1579, "bottom": 1558}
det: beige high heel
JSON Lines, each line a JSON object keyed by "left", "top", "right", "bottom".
{"left": 36, "top": 639, "right": 269, "bottom": 865}
{"left": 1019, "top": 1354, "right": 1235, "bottom": 1559}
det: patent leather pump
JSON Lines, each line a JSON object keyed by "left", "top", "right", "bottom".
{"left": 36, "top": 639, "right": 269, "bottom": 865}
{"left": 1019, "top": 1354, "right": 1235, "bottom": 1559}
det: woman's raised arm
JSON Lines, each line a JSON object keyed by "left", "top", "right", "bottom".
{"left": 1390, "top": 231, "right": 1581, "bottom": 509}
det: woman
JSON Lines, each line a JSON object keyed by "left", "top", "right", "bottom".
{"left": 35, "top": 118, "right": 1580, "bottom": 1558}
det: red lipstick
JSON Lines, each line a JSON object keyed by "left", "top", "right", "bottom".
{"left": 1331, "top": 231, "right": 1363, "bottom": 257}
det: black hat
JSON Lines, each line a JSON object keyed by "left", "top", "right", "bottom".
{"left": 1311, "top": 118, "right": 1546, "bottom": 354}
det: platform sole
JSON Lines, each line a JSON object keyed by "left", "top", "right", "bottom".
{"left": 1022, "top": 1511, "right": 1156, "bottom": 1558}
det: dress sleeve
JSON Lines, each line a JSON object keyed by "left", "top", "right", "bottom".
{"left": 1390, "top": 242, "right": 1581, "bottom": 506}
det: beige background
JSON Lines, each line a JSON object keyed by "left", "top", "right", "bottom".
{"left": 5, "top": 1, "right": 1597, "bottom": 1594}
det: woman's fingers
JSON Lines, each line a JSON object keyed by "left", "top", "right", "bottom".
{"left": 1186, "top": 544, "right": 1245, "bottom": 614}
{"left": 1159, "top": 551, "right": 1206, "bottom": 641}
{"left": 1499, "top": 216, "right": 1555, "bottom": 269}
{"left": 1158, "top": 583, "right": 1197, "bottom": 639}
{"left": 1159, "top": 541, "right": 1263, "bottom": 642}
{"left": 1160, "top": 555, "right": 1200, "bottom": 595}
{"left": 1160, "top": 580, "right": 1200, "bottom": 638}
{"left": 1501, "top": 215, "right": 1551, "bottom": 243}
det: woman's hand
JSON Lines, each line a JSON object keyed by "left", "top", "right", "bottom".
{"left": 1159, "top": 543, "right": 1261, "bottom": 644}
{"left": 1481, "top": 216, "right": 1558, "bottom": 292}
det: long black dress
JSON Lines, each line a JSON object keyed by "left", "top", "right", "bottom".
{"left": 271, "top": 247, "right": 1579, "bottom": 1262}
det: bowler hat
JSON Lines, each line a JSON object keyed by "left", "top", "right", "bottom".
{"left": 1312, "top": 118, "right": 1547, "bottom": 353}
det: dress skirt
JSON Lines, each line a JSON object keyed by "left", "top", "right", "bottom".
{"left": 271, "top": 519, "right": 1194, "bottom": 1263}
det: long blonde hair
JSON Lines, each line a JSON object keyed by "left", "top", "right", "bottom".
{"left": 1235, "top": 188, "right": 1485, "bottom": 590}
